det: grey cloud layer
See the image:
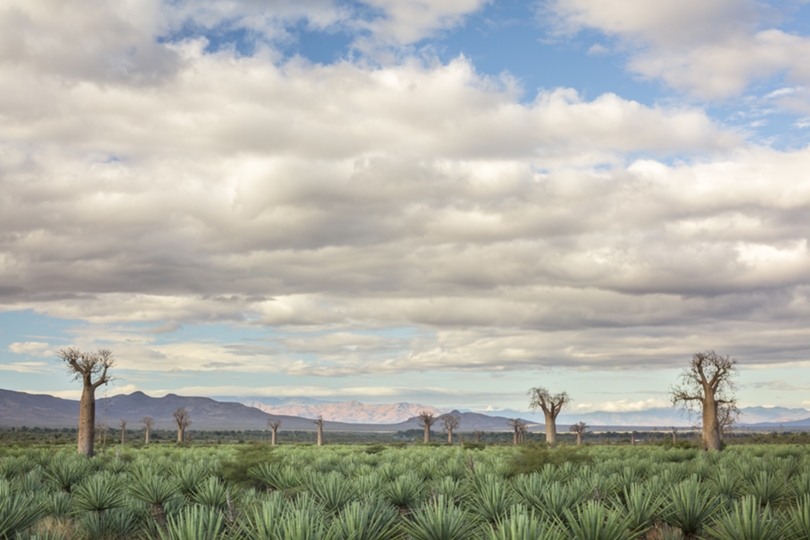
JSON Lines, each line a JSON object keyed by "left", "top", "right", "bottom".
{"left": 2, "top": 1, "right": 810, "bottom": 376}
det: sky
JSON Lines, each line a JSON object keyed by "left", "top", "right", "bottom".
{"left": 2, "top": 0, "right": 810, "bottom": 414}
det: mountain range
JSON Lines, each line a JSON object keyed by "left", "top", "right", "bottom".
{"left": 2, "top": 389, "right": 809, "bottom": 431}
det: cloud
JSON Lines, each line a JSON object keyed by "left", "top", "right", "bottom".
{"left": 575, "top": 398, "right": 670, "bottom": 413}
{"left": 1, "top": 2, "right": 810, "bottom": 382}
{"left": 544, "top": 0, "right": 810, "bottom": 101}
{"left": 8, "top": 341, "right": 51, "bottom": 357}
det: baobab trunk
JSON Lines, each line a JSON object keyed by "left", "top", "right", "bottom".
{"left": 631, "top": 432, "right": 636, "bottom": 446}
{"left": 447, "top": 429, "right": 453, "bottom": 445}
{"left": 702, "top": 392, "right": 722, "bottom": 451}
{"left": 544, "top": 412, "right": 557, "bottom": 446}
{"left": 423, "top": 424, "right": 430, "bottom": 443}
{"left": 144, "top": 426, "right": 150, "bottom": 445}
{"left": 317, "top": 422, "right": 323, "bottom": 446}
{"left": 576, "top": 432, "right": 582, "bottom": 446}
{"left": 177, "top": 427, "right": 185, "bottom": 443}
{"left": 78, "top": 385, "right": 96, "bottom": 457}
{"left": 271, "top": 429, "right": 277, "bottom": 446}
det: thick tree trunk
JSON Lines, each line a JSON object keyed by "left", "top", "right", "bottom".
{"left": 513, "top": 429, "right": 518, "bottom": 446}
{"left": 447, "top": 429, "right": 453, "bottom": 444}
{"left": 474, "top": 432, "right": 480, "bottom": 443}
{"left": 702, "top": 392, "right": 722, "bottom": 451}
{"left": 271, "top": 429, "right": 277, "bottom": 446}
{"left": 576, "top": 432, "right": 582, "bottom": 446}
{"left": 631, "top": 432, "right": 635, "bottom": 446}
{"left": 177, "top": 427, "right": 185, "bottom": 443}
{"left": 145, "top": 426, "right": 150, "bottom": 445}
{"left": 317, "top": 423, "right": 323, "bottom": 446}
{"left": 423, "top": 425, "right": 430, "bottom": 443}
{"left": 671, "top": 431, "right": 676, "bottom": 444}
{"left": 544, "top": 412, "right": 557, "bottom": 447}
{"left": 78, "top": 384, "right": 96, "bottom": 457}
{"left": 121, "top": 427, "right": 126, "bottom": 445}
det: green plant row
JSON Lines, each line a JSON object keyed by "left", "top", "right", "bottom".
{"left": 2, "top": 443, "right": 810, "bottom": 539}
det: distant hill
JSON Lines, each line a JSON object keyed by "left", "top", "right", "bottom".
{"left": 221, "top": 396, "right": 447, "bottom": 424}
{"left": 0, "top": 389, "right": 530, "bottom": 432}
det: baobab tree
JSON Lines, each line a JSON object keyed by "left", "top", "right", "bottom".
{"left": 58, "top": 348, "right": 115, "bottom": 457}
{"left": 417, "top": 411, "right": 437, "bottom": 443}
{"left": 670, "top": 427, "right": 678, "bottom": 444}
{"left": 268, "top": 419, "right": 281, "bottom": 445}
{"left": 173, "top": 408, "right": 192, "bottom": 443}
{"left": 441, "top": 414, "right": 461, "bottom": 444}
{"left": 670, "top": 350, "right": 738, "bottom": 451}
{"left": 569, "top": 421, "right": 588, "bottom": 446}
{"left": 472, "top": 430, "right": 484, "bottom": 444}
{"left": 141, "top": 417, "right": 154, "bottom": 445}
{"left": 507, "top": 418, "right": 526, "bottom": 446}
{"left": 119, "top": 419, "right": 127, "bottom": 445}
{"left": 314, "top": 415, "right": 324, "bottom": 446}
{"left": 528, "top": 387, "right": 571, "bottom": 447}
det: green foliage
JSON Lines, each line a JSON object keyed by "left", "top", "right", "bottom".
{"left": 0, "top": 488, "right": 48, "bottom": 539}
{"left": 151, "top": 505, "right": 224, "bottom": 540}
{"left": 706, "top": 495, "right": 785, "bottom": 540}
{"left": 404, "top": 495, "right": 479, "bottom": 540}
{"left": 512, "top": 444, "right": 592, "bottom": 475}
{"left": 663, "top": 476, "right": 720, "bottom": 535}
{"left": 329, "top": 495, "right": 399, "bottom": 540}
{"left": 71, "top": 473, "right": 126, "bottom": 513}
{"left": 219, "top": 443, "right": 278, "bottom": 487}
{"left": 489, "top": 507, "right": 560, "bottom": 540}
{"left": 563, "top": 500, "right": 637, "bottom": 540}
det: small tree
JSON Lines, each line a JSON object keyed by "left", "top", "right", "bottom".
{"left": 473, "top": 430, "right": 484, "bottom": 444}
{"left": 670, "top": 350, "right": 737, "bottom": 451}
{"left": 142, "top": 417, "right": 154, "bottom": 445}
{"left": 268, "top": 419, "right": 281, "bottom": 446}
{"left": 441, "top": 414, "right": 461, "bottom": 444}
{"left": 173, "top": 408, "right": 191, "bottom": 443}
{"left": 58, "top": 348, "right": 115, "bottom": 457}
{"left": 569, "top": 421, "right": 588, "bottom": 446}
{"left": 507, "top": 418, "right": 526, "bottom": 445}
{"left": 718, "top": 402, "right": 741, "bottom": 440}
{"left": 417, "top": 411, "right": 437, "bottom": 443}
{"left": 630, "top": 431, "right": 636, "bottom": 446}
{"left": 119, "top": 419, "right": 127, "bottom": 445}
{"left": 528, "top": 387, "right": 570, "bottom": 447}
{"left": 670, "top": 427, "right": 678, "bottom": 444}
{"left": 314, "top": 415, "right": 324, "bottom": 446}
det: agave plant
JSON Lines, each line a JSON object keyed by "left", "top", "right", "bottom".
{"left": 306, "top": 472, "right": 360, "bottom": 514}
{"left": 78, "top": 507, "right": 141, "bottom": 540}
{"left": 709, "top": 469, "right": 742, "bottom": 499}
{"left": 488, "top": 507, "right": 561, "bottom": 540}
{"left": 43, "top": 456, "right": 92, "bottom": 493}
{"left": 72, "top": 473, "right": 127, "bottom": 513}
{"left": 663, "top": 477, "right": 720, "bottom": 536}
{"left": 0, "top": 490, "right": 48, "bottom": 539}
{"left": 784, "top": 493, "right": 810, "bottom": 540}
{"left": 244, "top": 494, "right": 287, "bottom": 540}
{"left": 278, "top": 500, "right": 332, "bottom": 540}
{"left": 404, "top": 495, "right": 479, "bottom": 540}
{"left": 745, "top": 471, "right": 787, "bottom": 507}
{"left": 191, "top": 477, "right": 230, "bottom": 510}
{"left": 706, "top": 495, "right": 785, "bottom": 540}
{"left": 128, "top": 471, "right": 181, "bottom": 529}
{"left": 249, "top": 463, "right": 303, "bottom": 491}
{"left": 329, "top": 495, "right": 399, "bottom": 540}
{"left": 383, "top": 473, "right": 425, "bottom": 511}
{"left": 150, "top": 505, "right": 224, "bottom": 540}
{"left": 172, "top": 463, "right": 209, "bottom": 497}
{"left": 467, "top": 475, "right": 514, "bottom": 524}
{"left": 562, "top": 500, "right": 637, "bottom": 540}
{"left": 622, "top": 483, "right": 660, "bottom": 534}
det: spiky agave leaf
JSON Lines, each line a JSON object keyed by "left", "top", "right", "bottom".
{"left": 78, "top": 507, "right": 141, "bottom": 540}
{"left": 706, "top": 495, "right": 785, "bottom": 540}
{"left": 150, "top": 505, "right": 224, "bottom": 540}
{"left": 249, "top": 463, "right": 303, "bottom": 492}
{"left": 466, "top": 475, "right": 514, "bottom": 524}
{"left": 489, "top": 506, "right": 562, "bottom": 540}
{"left": 242, "top": 493, "right": 287, "bottom": 540}
{"left": 383, "top": 473, "right": 425, "bottom": 511}
{"left": 71, "top": 473, "right": 126, "bottom": 513}
{"left": 745, "top": 471, "right": 787, "bottom": 507}
{"left": 563, "top": 500, "right": 636, "bottom": 540}
{"left": 278, "top": 502, "right": 331, "bottom": 540}
{"left": 404, "top": 495, "right": 479, "bottom": 540}
{"left": 0, "top": 490, "right": 48, "bottom": 540}
{"left": 306, "top": 472, "right": 359, "bottom": 514}
{"left": 784, "top": 493, "right": 810, "bottom": 540}
{"left": 621, "top": 483, "right": 660, "bottom": 534}
{"left": 43, "top": 455, "right": 92, "bottom": 494}
{"left": 663, "top": 476, "right": 720, "bottom": 536}
{"left": 172, "top": 463, "right": 209, "bottom": 497}
{"left": 329, "top": 495, "right": 399, "bottom": 540}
